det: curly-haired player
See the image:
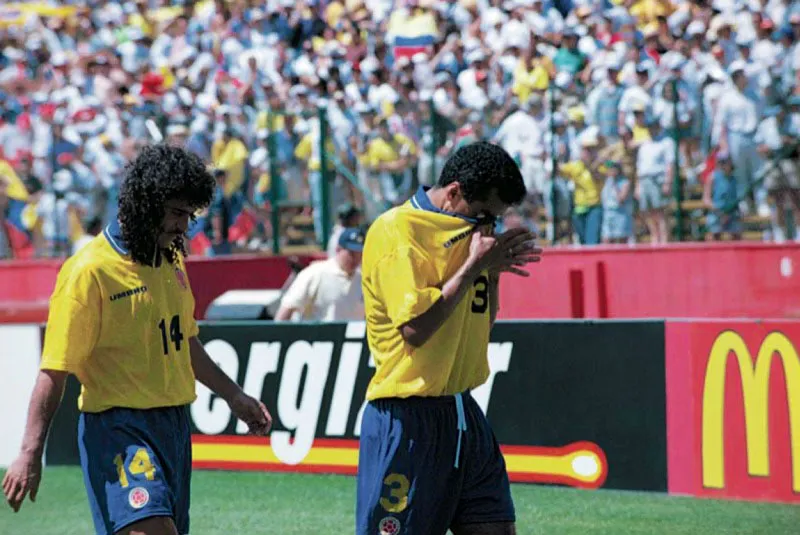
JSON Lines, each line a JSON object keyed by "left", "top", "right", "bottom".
{"left": 358, "top": 142, "right": 542, "bottom": 535}
{"left": 2, "top": 144, "right": 272, "bottom": 535}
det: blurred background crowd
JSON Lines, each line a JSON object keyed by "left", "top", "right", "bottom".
{"left": 0, "top": 0, "right": 799, "bottom": 260}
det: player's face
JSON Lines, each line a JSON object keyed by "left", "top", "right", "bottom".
{"left": 446, "top": 183, "right": 508, "bottom": 226}
{"left": 159, "top": 199, "right": 195, "bottom": 248}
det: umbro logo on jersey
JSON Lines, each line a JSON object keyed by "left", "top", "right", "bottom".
{"left": 110, "top": 286, "right": 148, "bottom": 302}
{"left": 443, "top": 228, "right": 476, "bottom": 249}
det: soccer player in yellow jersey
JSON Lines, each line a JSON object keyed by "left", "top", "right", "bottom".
{"left": 2, "top": 145, "right": 272, "bottom": 535}
{"left": 358, "top": 142, "right": 542, "bottom": 535}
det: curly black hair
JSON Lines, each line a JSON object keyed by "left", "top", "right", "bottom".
{"left": 118, "top": 144, "right": 215, "bottom": 266}
{"left": 438, "top": 141, "right": 526, "bottom": 205}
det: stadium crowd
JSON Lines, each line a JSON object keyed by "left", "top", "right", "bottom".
{"left": 0, "top": 0, "right": 799, "bottom": 259}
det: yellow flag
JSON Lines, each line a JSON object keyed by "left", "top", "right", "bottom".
{"left": 0, "top": 160, "right": 28, "bottom": 202}
{"left": 213, "top": 139, "right": 250, "bottom": 197}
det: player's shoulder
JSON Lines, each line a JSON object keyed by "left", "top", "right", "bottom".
{"left": 302, "top": 257, "right": 336, "bottom": 274}
{"left": 53, "top": 235, "right": 116, "bottom": 299}
{"left": 366, "top": 204, "right": 418, "bottom": 247}
{"left": 59, "top": 234, "right": 112, "bottom": 275}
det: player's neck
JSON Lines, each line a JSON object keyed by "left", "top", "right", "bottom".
{"left": 426, "top": 187, "right": 453, "bottom": 212}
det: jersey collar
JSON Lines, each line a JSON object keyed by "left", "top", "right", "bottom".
{"left": 103, "top": 219, "right": 130, "bottom": 256}
{"left": 408, "top": 186, "right": 481, "bottom": 225}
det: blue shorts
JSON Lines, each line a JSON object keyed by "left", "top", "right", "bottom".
{"left": 78, "top": 405, "right": 192, "bottom": 535}
{"left": 356, "top": 391, "right": 514, "bottom": 535}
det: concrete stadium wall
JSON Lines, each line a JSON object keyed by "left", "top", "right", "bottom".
{"left": 1, "top": 320, "right": 797, "bottom": 504}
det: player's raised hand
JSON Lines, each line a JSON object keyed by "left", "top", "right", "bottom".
{"left": 2, "top": 452, "right": 42, "bottom": 512}
{"left": 228, "top": 392, "right": 273, "bottom": 436}
{"left": 467, "top": 228, "right": 542, "bottom": 277}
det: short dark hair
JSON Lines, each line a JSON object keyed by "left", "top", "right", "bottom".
{"left": 118, "top": 144, "right": 215, "bottom": 266}
{"left": 437, "top": 141, "right": 526, "bottom": 205}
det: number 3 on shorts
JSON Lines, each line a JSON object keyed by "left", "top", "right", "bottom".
{"left": 114, "top": 448, "right": 156, "bottom": 488}
{"left": 379, "top": 473, "right": 410, "bottom": 513}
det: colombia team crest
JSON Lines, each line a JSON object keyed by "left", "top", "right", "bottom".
{"left": 174, "top": 267, "right": 187, "bottom": 290}
{"left": 128, "top": 487, "right": 149, "bottom": 509}
{"left": 378, "top": 516, "right": 400, "bottom": 535}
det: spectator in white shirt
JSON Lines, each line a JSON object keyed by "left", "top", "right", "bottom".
{"left": 275, "top": 226, "right": 366, "bottom": 322}
{"left": 713, "top": 61, "right": 765, "bottom": 214}
{"left": 635, "top": 122, "right": 675, "bottom": 244}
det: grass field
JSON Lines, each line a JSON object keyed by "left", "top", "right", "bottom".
{"left": 0, "top": 467, "right": 797, "bottom": 534}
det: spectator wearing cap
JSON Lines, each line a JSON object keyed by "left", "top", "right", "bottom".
{"left": 756, "top": 98, "right": 800, "bottom": 241}
{"left": 35, "top": 168, "right": 86, "bottom": 257}
{"left": 493, "top": 99, "right": 543, "bottom": 195}
{"left": 512, "top": 37, "right": 556, "bottom": 105}
{"left": 712, "top": 61, "right": 765, "bottom": 215}
{"left": 703, "top": 151, "right": 742, "bottom": 241}
{"left": 600, "top": 160, "right": 634, "bottom": 244}
{"left": 619, "top": 62, "right": 654, "bottom": 131}
{"left": 652, "top": 77, "right": 697, "bottom": 174}
{"left": 553, "top": 30, "right": 589, "bottom": 80}
{"left": 166, "top": 124, "right": 189, "bottom": 146}
{"left": 558, "top": 134, "right": 604, "bottom": 245}
{"left": 275, "top": 226, "right": 365, "bottom": 321}
{"left": 586, "top": 57, "right": 625, "bottom": 140}
{"left": 596, "top": 127, "right": 638, "bottom": 193}
{"left": 635, "top": 121, "right": 674, "bottom": 244}
{"left": 327, "top": 203, "right": 364, "bottom": 257}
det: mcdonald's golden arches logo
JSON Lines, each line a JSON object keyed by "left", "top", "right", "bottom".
{"left": 702, "top": 331, "right": 800, "bottom": 493}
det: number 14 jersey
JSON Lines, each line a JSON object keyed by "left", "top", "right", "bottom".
{"left": 361, "top": 187, "right": 493, "bottom": 401}
{"left": 40, "top": 220, "right": 199, "bottom": 413}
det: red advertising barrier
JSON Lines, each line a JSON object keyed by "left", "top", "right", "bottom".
{"left": 497, "top": 242, "right": 800, "bottom": 320}
{"left": 665, "top": 320, "right": 800, "bottom": 504}
{"left": 2, "top": 242, "right": 800, "bottom": 323}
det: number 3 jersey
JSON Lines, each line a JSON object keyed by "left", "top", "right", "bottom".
{"left": 40, "top": 220, "right": 199, "bottom": 413}
{"left": 361, "top": 186, "right": 492, "bottom": 401}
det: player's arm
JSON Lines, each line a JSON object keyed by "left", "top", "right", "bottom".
{"left": 4, "top": 268, "right": 101, "bottom": 512}
{"left": 392, "top": 229, "right": 539, "bottom": 347}
{"left": 189, "top": 337, "right": 272, "bottom": 435}
{"left": 398, "top": 259, "right": 483, "bottom": 347}
{"left": 2, "top": 369, "right": 67, "bottom": 512}
{"left": 274, "top": 266, "right": 314, "bottom": 321}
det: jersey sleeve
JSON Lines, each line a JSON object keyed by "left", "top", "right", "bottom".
{"left": 178, "top": 256, "right": 200, "bottom": 338}
{"left": 370, "top": 246, "right": 442, "bottom": 329}
{"left": 40, "top": 264, "right": 101, "bottom": 375}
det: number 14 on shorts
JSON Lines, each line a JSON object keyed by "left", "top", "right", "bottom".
{"left": 114, "top": 447, "right": 156, "bottom": 488}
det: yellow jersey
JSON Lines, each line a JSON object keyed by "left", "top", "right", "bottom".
{"left": 362, "top": 134, "right": 417, "bottom": 169}
{"left": 40, "top": 220, "right": 200, "bottom": 413}
{"left": 361, "top": 186, "right": 493, "bottom": 400}
{"left": 294, "top": 133, "right": 337, "bottom": 172}
{"left": 560, "top": 160, "right": 602, "bottom": 211}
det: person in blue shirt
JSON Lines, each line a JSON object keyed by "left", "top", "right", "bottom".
{"left": 703, "top": 152, "right": 742, "bottom": 241}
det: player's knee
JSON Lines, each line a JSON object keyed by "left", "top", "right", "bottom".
{"left": 451, "top": 521, "right": 516, "bottom": 535}
{"left": 115, "top": 516, "right": 179, "bottom": 535}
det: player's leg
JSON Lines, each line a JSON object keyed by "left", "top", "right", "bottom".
{"left": 450, "top": 392, "right": 515, "bottom": 534}
{"left": 115, "top": 516, "right": 179, "bottom": 535}
{"left": 78, "top": 408, "right": 182, "bottom": 535}
{"left": 356, "top": 398, "right": 460, "bottom": 535}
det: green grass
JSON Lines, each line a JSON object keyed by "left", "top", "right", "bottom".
{"left": 0, "top": 467, "right": 797, "bottom": 534}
